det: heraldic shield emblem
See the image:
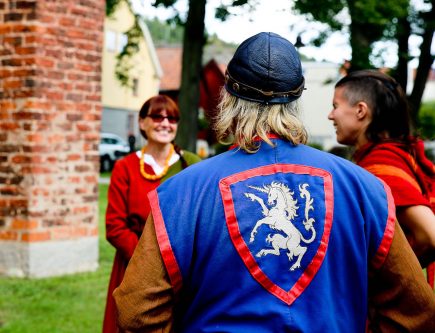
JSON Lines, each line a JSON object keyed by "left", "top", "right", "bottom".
{"left": 219, "top": 164, "right": 333, "bottom": 305}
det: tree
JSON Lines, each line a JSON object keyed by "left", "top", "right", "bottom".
{"left": 106, "top": 0, "right": 252, "bottom": 151}
{"left": 152, "top": 0, "right": 253, "bottom": 151}
{"left": 105, "top": 0, "right": 145, "bottom": 88}
{"left": 165, "top": 0, "right": 207, "bottom": 152}
{"left": 146, "top": 17, "right": 184, "bottom": 45}
{"left": 407, "top": 0, "right": 435, "bottom": 121}
{"left": 294, "top": 0, "right": 435, "bottom": 125}
{"left": 294, "top": 0, "right": 408, "bottom": 70}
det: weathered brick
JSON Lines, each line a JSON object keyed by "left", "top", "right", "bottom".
{"left": 13, "top": 111, "right": 43, "bottom": 120}
{"left": 51, "top": 226, "right": 73, "bottom": 240}
{"left": 21, "top": 230, "right": 50, "bottom": 242}
{"left": 11, "top": 155, "right": 32, "bottom": 164}
{"left": 16, "top": 1, "right": 37, "bottom": 10}
{"left": 0, "top": 122, "right": 20, "bottom": 131}
{"left": 0, "top": 230, "right": 19, "bottom": 241}
{"left": 66, "top": 113, "right": 83, "bottom": 121}
{"left": 0, "top": 186, "right": 21, "bottom": 196}
{"left": 11, "top": 218, "right": 39, "bottom": 230}
{"left": 15, "top": 46, "right": 36, "bottom": 55}
{"left": 0, "top": 0, "right": 103, "bottom": 276}
{"left": 2, "top": 58, "right": 21, "bottom": 66}
{"left": 3, "top": 79, "right": 22, "bottom": 89}
{"left": 3, "top": 36, "right": 22, "bottom": 46}
{"left": 0, "top": 144, "right": 21, "bottom": 153}
{"left": 76, "top": 123, "right": 92, "bottom": 131}
{"left": 4, "top": 12, "right": 23, "bottom": 21}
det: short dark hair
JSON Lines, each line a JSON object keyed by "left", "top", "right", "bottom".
{"left": 335, "top": 70, "right": 412, "bottom": 143}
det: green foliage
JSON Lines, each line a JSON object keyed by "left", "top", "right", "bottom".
{"left": 0, "top": 183, "right": 114, "bottom": 333}
{"left": 154, "top": 0, "right": 177, "bottom": 6}
{"left": 293, "top": 0, "right": 409, "bottom": 69}
{"left": 307, "top": 142, "right": 324, "bottom": 151}
{"left": 293, "top": 0, "right": 345, "bottom": 31}
{"left": 215, "top": 6, "right": 231, "bottom": 21}
{"left": 215, "top": 0, "right": 252, "bottom": 21}
{"left": 417, "top": 100, "right": 435, "bottom": 140}
{"left": 106, "top": 0, "right": 122, "bottom": 16}
{"left": 146, "top": 17, "right": 184, "bottom": 45}
{"left": 115, "top": 17, "right": 143, "bottom": 88}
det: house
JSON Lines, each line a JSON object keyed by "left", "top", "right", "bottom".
{"left": 156, "top": 46, "right": 226, "bottom": 157}
{"left": 299, "top": 61, "right": 340, "bottom": 151}
{"left": 101, "top": 2, "right": 162, "bottom": 146}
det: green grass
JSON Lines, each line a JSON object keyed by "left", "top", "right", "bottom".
{"left": 0, "top": 183, "right": 115, "bottom": 333}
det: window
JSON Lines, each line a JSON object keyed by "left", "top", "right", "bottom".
{"left": 132, "top": 78, "right": 139, "bottom": 96}
{"left": 105, "top": 30, "right": 116, "bottom": 52}
{"left": 118, "top": 33, "right": 128, "bottom": 53}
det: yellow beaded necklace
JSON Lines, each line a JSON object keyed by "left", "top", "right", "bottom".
{"left": 139, "top": 144, "right": 174, "bottom": 181}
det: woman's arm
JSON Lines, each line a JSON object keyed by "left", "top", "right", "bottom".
{"left": 113, "top": 214, "right": 174, "bottom": 332}
{"left": 106, "top": 160, "right": 139, "bottom": 260}
{"left": 397, "top": 204, "right": 435, "bottom": 267}
{"left": 368, "top": 221, "right": 435, "bottom": 332}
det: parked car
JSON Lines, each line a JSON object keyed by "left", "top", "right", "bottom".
{"left": 99, "top": 133, "right": 130, "bottom": 172}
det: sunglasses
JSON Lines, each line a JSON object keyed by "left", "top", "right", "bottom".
{"left": 147, "top": 114, "right": 180, "bottom": 124}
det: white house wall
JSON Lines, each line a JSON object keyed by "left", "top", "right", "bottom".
{"left": 101, "top": 2, "right": 160, "bottom": 142}
{"left": 300, "top": 62, "right": 340, "bottom": 151}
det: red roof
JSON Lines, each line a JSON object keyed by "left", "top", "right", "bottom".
{"left": 156, "top": 46, "right": 183, "bottom": 91}
{"left": 156, "top": 46, "right": 226, "bottom": 144}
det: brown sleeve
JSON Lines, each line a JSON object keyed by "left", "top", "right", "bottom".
{"left": 113, "top": 214, "right": 174, "bottom": 333}
{"left": 368, "top": 221, "right": 435, "bottom": 333}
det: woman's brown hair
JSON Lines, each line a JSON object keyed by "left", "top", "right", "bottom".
{"left": 139, "top": 95, "right": 180, "bottom": 119}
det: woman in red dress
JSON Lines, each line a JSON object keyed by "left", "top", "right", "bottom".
{"left": 102, "top": 95, "right": 201, "bottom": 333}
{"left": 328, "top": 69, "right": 435, "bottom": 288}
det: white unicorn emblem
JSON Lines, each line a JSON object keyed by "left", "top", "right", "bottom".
{"left": 244, "top": 181, "right": 316, "bottom": 271}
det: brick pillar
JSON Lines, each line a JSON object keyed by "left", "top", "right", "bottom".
{"left": 0, "top": 0, "right": 104, "bottom": 277}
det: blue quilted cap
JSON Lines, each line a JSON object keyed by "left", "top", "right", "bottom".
{"left": 225, "top": 32, "right": 305, "bottom": 104}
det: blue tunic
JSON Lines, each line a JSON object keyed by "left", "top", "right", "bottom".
{"left": 148, "top": 139, "right": 395, "bottom": 333}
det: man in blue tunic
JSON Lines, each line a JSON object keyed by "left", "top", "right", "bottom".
{"left": 114, "top": 32, "right": 435, "bottom": 332}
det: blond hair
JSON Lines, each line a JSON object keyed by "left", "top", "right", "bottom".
{"left": 214, "top": 90, "right": 307, "bottom": 153}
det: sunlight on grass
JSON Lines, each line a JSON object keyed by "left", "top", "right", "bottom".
{"left": 0, "top": 184, "right": 115, "bottom": 333}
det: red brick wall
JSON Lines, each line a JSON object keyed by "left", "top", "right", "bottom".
{"left": 0, "top": 0, "right": 104, "bottom": 249}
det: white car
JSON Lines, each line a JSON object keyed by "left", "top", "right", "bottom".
{"left": 99, "top": 133, "right": 130, "bottom": 172}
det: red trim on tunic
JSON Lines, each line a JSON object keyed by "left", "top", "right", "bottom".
{"left": 219, "top": 164, "right": 333, "bottom": 305}
{"left": 148, "top": 189, "right": 183, "bottom": 294}
{"left": 371, "top": 180, "right": 396, "bottom": 269}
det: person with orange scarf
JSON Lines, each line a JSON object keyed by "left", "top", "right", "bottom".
{"left": 328, "top": 69, "right": 435, "bottom": 288}
{"left": 102, "top": 95, "right": 201, "bottom": 333}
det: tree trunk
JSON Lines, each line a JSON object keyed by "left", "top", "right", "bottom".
{"left": 347, "top": 0, "right": 374, "bottom": 71}
{"left": 395, "top": 15, "right": 411, "bottom": 91}
{"left": 408, "top": 1, "right": 435, "bottom": 125}
{"left": 176, "top": 0, "right": 207, "bottom": 152}
{"left": 349, "top": 25, "right": 373, "bottom": 70}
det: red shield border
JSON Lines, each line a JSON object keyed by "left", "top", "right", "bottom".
{"left": 219, "top": 164, "right": 334, "bottom": 305}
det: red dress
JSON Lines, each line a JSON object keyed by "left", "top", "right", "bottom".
{"left": 354, "top": 139, "right": 435, "bottom": 287}
{"left": 102, "top": 151, "right": 200, "bottom": 333}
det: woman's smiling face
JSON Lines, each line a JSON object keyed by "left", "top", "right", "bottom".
{"left": 140, "top": 110, "right": 178, "bottom": 145}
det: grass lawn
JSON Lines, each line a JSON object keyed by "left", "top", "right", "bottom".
{"left": 0, "top": 183, "right": 114, "bottom": 333}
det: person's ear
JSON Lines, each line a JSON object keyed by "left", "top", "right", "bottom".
{"left": 356, "top": 101, "right": 370, "bottom": 120}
